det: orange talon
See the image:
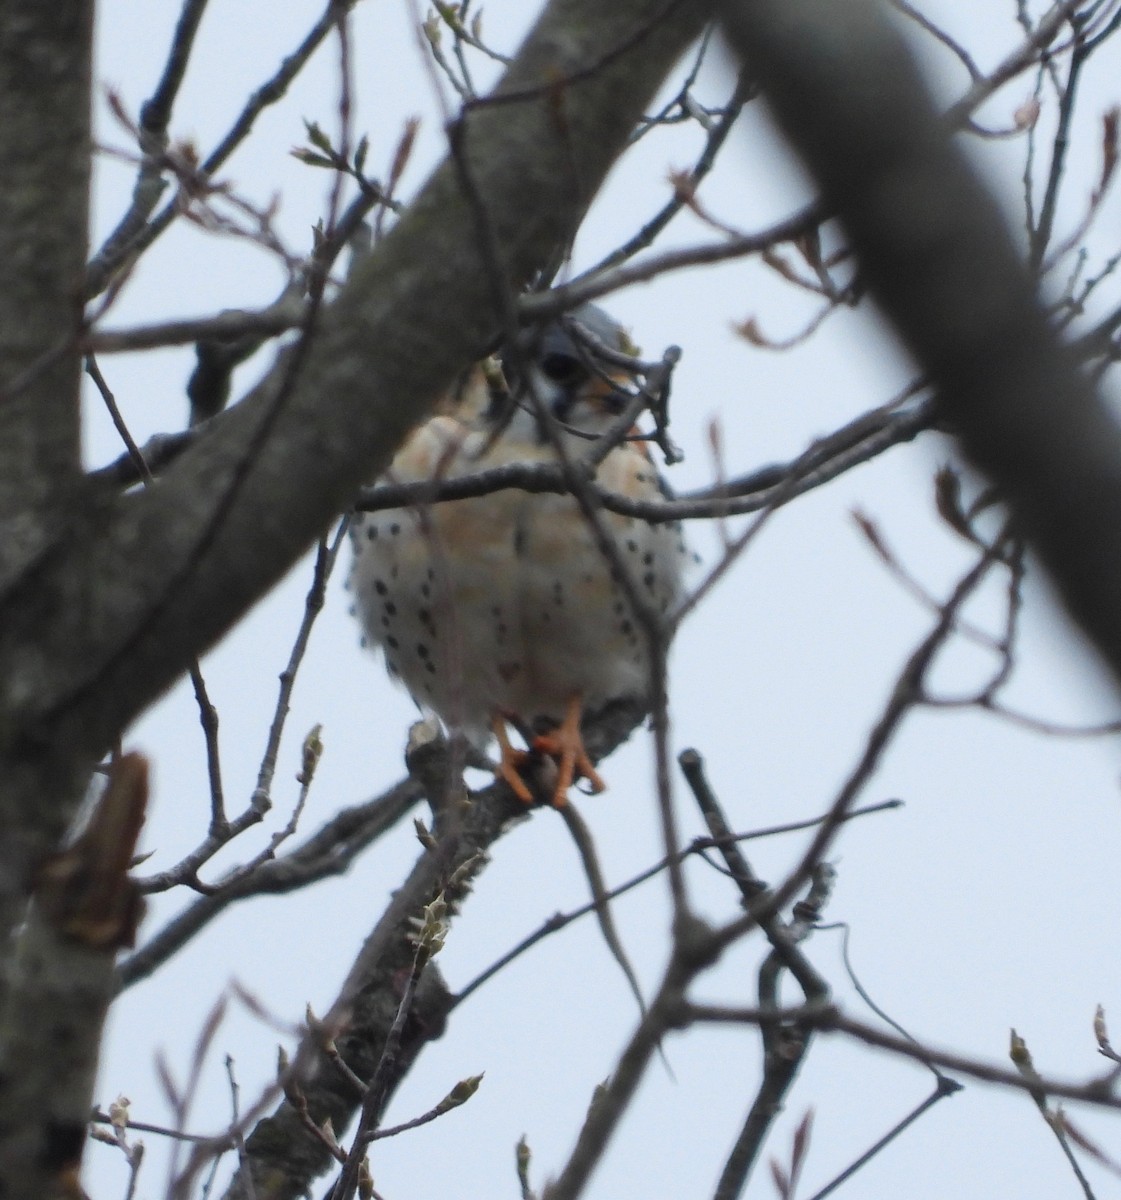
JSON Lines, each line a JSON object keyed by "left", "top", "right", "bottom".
{"left": 531, "top": 695, "right": 606, "bottom": 807}
{"left": 491, "top": 715, "right": 534, "bottom": 803}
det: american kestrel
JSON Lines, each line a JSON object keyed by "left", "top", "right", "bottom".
{"left": 349, "top": 305, "right": 689, "bottom": 805}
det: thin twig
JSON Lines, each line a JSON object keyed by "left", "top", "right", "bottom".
{"left": 803, "top": 1078, "right": 962, "bottom": 1200}
{"left": 85, "top": 354, "right": 228, "bottom": 838}
{"left": 330, "top": 941, "right": 433, "bottom": 1200}
{"left": 119, "top": 778, "right": 423, "bottom": 988}
{"left": 689, "top": 1003, "right": 1121, "bottom": 1108}
{"left": 87, "top": 0, "right": 350, "bottom": 297}
{"left": 450, "top": 798, "right": 899, "bottom": 1012}
{"left": 712, "top": 528, "right": 1013, "bottom": 952}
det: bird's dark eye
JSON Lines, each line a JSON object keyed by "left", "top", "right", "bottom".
{"left": 601, "top": 388, "right": 630, "bottom": 415}
{"left": 540, "top": 352, "right": 586, "bottom": 386}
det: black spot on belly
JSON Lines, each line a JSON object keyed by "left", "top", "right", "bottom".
{"left": 366, "top": 525, "right": 379, "bottom": 540}
{"left": 375, "top": 580, "right": 388, "bottom": 596}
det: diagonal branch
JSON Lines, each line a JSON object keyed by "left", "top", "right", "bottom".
{"left": 0, "top": 0, "right": 716, "bottom": 911}
{"left": 41, "top": 0, "right": 714, "bottom": 743}
{"left": 718, "top": 0, "right": 1121, "bottom": 692}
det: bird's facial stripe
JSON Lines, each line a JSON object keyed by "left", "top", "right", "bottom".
{"left": 564, "top": 371, "right": 636, "bottom": 420}
{"left": 587, "top": 372, "right": 634, "bottom": 415}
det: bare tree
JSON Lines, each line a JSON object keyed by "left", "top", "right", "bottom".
{"left": 3, "top": 1, "right": 1121, "bottom": 1198}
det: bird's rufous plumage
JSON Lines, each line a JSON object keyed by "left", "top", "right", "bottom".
{"left": 349, "top": 306, "right": 688, "bottom": 803}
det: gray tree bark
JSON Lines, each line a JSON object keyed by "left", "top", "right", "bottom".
{"left": 0, "top": 0, "right": 712, "bottom": 1194}
{"left": 2, "top": 0, "right": 1118, "bottom": 1196}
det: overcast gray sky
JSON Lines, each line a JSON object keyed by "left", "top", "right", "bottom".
{"left": 85, "top": 3, "right": 1121, "bottom": 1197}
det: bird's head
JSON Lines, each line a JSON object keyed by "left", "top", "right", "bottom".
{"left": 491, "top": 304, "right": 641, "bottom": 444}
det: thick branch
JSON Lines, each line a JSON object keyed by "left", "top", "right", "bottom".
{"left": 16, "top": 0, "right": 712, "bottom": 753}
{"left": 718, "top": 0, "right": 1121, "bottom": 688}
{"left": 0, "top": 0, "right": 714, "bottom": 909}
{"left": 0, "top": 0, "right": 93, "bottom": 1008}
{"left": 0, "top": 3, "right": 89, "bottom": 545}
{"left": 221, "top": 701, "right": 648, "bottom": 1200}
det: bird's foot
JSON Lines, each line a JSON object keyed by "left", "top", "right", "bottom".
{"left": 531, "top": 696, "right": 606, "bottom": 807}
{"left": 491, "top": 699, "right": 605, "bottom": 807}
{"left": 491, "top": 715, "right": 535, "bottom": 804}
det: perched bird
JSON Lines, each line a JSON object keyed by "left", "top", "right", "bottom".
{"left": 348, "top": 305, "right": 689, "bottom": 805}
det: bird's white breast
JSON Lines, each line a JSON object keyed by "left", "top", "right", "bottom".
{"left": 349, "top": 410, "right": 688, "bottom": 745}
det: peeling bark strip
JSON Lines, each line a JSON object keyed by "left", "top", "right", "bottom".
{"left": 0, "top": 757, "right": 148, "bottom": 1198}
{"left": 35, "top": 754, "right": 148, "bottom": 951}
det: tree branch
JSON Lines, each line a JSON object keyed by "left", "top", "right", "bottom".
{"left": 0, "top": 2, "right": 89, "bottom": 555}
{"left": 0, "top": 0, "right": 715, "bottom": 914}
{"left": 0, "top": 0, "right": 93, "bottom": 1022}
{"left": 719, "top": 0, "right": 1121, "bottom": 695}
{"left": 217, "top": 699, "right": 648, "bottom": 1199}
